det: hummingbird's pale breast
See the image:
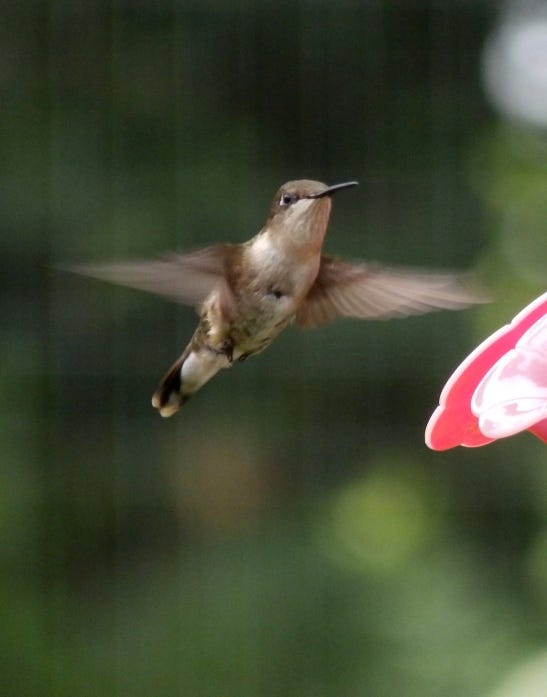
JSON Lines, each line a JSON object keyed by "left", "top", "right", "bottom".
{"left": 225, "top": 191, "right": 334, "bottom": 357}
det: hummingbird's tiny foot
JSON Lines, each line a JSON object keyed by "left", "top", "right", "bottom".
{"left": 219, "top": 338, "right": 234, "bottom": 362}
{"left": 238, "top": 353, "right": 250, "bottom": 362}
{"left": 206, "top": 338, "right": 234, "bottom": 363}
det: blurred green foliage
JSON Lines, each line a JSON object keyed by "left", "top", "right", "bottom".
{"left": 2, "top": 1, "right": 547, "bottom": 696}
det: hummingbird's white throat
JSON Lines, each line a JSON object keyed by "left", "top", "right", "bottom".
{"left": 281, "top": 197, "right": 326, "bottom": 244}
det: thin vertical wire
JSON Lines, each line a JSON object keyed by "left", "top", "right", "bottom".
{"left": 428, "top": 4, "right": 458, "bottom": 263}
{"left": 45, "top": 2, "right": 71, "bottom": 692}
{"left": 108, "top": 3, "right": 129, "bottom": 694}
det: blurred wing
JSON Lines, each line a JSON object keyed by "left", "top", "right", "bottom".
{"left": 63, "top": 245, "right": 238, "bottom": 309}
{"left": 296, "top": 256, "right": 488, "bottom": 328}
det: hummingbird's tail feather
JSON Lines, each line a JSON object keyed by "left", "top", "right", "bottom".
{"left": 151, "top": 361, "right": 186, "bottom": 418}
{"left": 151, "top": 345, "right": 229, "bottom": 417}
{"left": 151, "top": 350, "right": 190, "bottom": 417}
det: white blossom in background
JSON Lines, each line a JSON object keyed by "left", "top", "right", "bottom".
{"left": 483, "top": 0, "right": 547, "bottom": 128}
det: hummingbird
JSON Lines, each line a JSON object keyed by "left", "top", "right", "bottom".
{"left": 69, "top": 179, "right": 486, "bottom": 417}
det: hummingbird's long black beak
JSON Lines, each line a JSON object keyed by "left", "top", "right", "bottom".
{"left": 307, "top": 181, "right": 358, "bottom": 199}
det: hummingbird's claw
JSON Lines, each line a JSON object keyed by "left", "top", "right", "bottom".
{"left": 219, "top": 338, "right": 234, "bottom": 363}
{"left": 206, "top": 337, "right": 235, "bottom": 363}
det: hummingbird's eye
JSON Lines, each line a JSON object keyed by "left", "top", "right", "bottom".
{"left": 280, "top": 192, "right": 299, "bottom": 207}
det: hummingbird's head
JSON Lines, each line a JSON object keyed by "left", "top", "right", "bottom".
{"left": 267, "top": 179, "right": 358, "bottom": 249}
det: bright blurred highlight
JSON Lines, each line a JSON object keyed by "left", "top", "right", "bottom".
{"left": 483, "top": 3, "right": 547, "bottom": 128}
{"left": 488, "top": 650, "right": 547, "bottom": 697}
{"left": 323, "top": 469, "right": 434, "bottom": 573}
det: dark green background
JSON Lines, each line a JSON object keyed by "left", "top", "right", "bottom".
{"left": 2, "top": 2, "right": 546, "bottom": 695}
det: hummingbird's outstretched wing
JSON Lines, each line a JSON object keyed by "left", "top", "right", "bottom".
{"left": 296, "top": 256, "right": 487, "bottom": 328}
{"left": 64, "top": 245, "right": 239, "bottom": 311}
